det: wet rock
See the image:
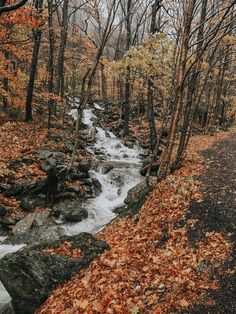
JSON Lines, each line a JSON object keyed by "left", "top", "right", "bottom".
{"left": 53, "top": 200, "right": 88, "bottom": 223}
{"left": 65, "top": 181, "right": 82, "bottom": 195}
{"left": 0, "top": 206, "right": 8, "bottom": 217}
{"left": 119, "top": 182, "right": 153, "bottom": 218}
{"left": 140, "top": 143, "right": 149, "bottom": 150}
{"left": 4, "top": 179, "right": 46, "bottom": 197}
{"left": 0, "top": 233, "right": 108, "bottom": 314}
{"left": 40, "top": 158, "right": 57, "bottom": 172}
{"left": 4, "top": 182, "right": 26, "bottom": 197}
{"left": 64, "top": 142, "right": 74, "bottom": 153}
{"left": 64, "top": 208, "right": 88, "bottom": 223}
{"left": 0, "top": 248, "right": 74, "bottom": 314}
{"left": 55, "top": 191, "right": 78, "bottom": 201}
{"left": 19, "top": 194, "right": 46, "bottom": 212}
{"left": 38, "top": 151, "right": 65, "bottom": 172}
{"left": 101, "top": 164, "right": 114, "bottom": 174}
{"left": 115, "top": 143, "right": 122, "bottom": 149}
{"left": 124, "top": 181, "right": 149, "bottom": 205}
{"left": 7, "top": 225, "right": 65, "bottom": 245}
{"left": 0, "top": 281, "right": 14, "bottom": 314}
{"left": 71, "top": 172, "right": 87, "bottom": 180}
{"left": 78, "top": 160, "right": 91, "bottom": 174}
{"left": 94, "top": 148, "right": 105, "bottom": 156}
{"left": 12, "top": 211, "right": 50, "bottom": 237}
{"left": 83, "top": 178, "right": 93, "bottom": 187}
{"left": 125, "top": 141, "right": 134, "bottom": 148}
{"left": 161, "top": 129, "right": 169, "bottom": 138}
{"left": 92, "top": 178, "right": 102, "bottom": 196}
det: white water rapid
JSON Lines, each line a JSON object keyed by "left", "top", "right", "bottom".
{"left": 66, "top": 104, "right": 143, "bottom": 235}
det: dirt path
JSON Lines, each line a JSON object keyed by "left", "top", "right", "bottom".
{"left": 187, "top": 133, "right": 236, "bottom": 313}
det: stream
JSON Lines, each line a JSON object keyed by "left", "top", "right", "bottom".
{"left": 66, "top": 104, "right": 143, "bottom": 235}
{"left": 0, "top": 103, "right": 144, "bottom": 311}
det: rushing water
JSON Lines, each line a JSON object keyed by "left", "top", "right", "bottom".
{"left": 66, "top": 104, "right": 143, "bottom": 235}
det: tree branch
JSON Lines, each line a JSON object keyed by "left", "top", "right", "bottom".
{"left": 0, "top": 0, "right": 28, "bottom": 14}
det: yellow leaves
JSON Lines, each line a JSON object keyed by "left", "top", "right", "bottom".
{"left": 73, "top": 299, "right": 89, "bottom": 310}
{"left": 179, "top": 299, "right": 189, "bottom": 307}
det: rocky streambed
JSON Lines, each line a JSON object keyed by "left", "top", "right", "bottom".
{"left": 0, "top": 103, "right": 151, "bottom": 313}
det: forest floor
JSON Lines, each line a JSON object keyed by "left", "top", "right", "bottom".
{"left": 36, "top": 130, "right": 236, "bottom": 314}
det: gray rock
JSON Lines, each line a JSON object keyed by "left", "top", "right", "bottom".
{"left": 8, "top": 225, "right": 65, "bottom": 245}
{"left": 78, "top": 160, "right": 91, "bottom": 173}
{"left": 92, "top": 178, "right": 102, "bottom": 196}
{"left": 0, "top": 248, "right": 74, "bottom": 314}
{"left": 19, "top": 194, "right": 46, "bottom": 212}
{"left": 37, "top": 149, "right": 53, "bottom": 159}
{"left": 40, "top": 158, "right": 57, "bottom": 171}
{"left": 12, "top": 211, "right": 50, "bottom": 237}
{"left": 53, "top": 200, "right": 88, "bottom": 223}
{"left": 124, "top": 181, "right": 149, "bottom": 205}
{"left": 125, "top": 141, "right": 134, "bottom": 148}
{"left": 38, "top": 151, "right": 65, "bottom": 172}
{"left": 64, "top": 208, "right": 88, "bottom": 223}
{"left": 0, "top": 233, "right": 109, "bottom": 314}
{"left": 5, "top": 179, "right": 46, "bottom": 197}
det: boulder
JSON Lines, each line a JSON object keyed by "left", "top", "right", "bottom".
{"left": 64, "top": 208, "right": 88, "bottom": 223}
{"left": 101, "top": 164, "right": 114, "bottom": 174}
{"left": 4, "top": 179, "right": 46, "bottom": 197}
{"left": 92, "top": 178, "right": 102, "bottom": 196}
{"left": 78, "top": 160, "right": 91, "bottom": 174}
{"left": 0, "top": 248, "right": 74, "bottom": 314}
{"left": 5, "top": 223, "right": 65, "bottom": 245}
{"left": 0, "top": 233, "right": 109, "bottom": 314}
{"left": 38, "top": 151, "right": 65, "bottom": 172}
{"left": 19, "top": 194, "right": 46, "bottom": 212}
{"left": 53, "top": 200, "right": 88, "bottom": 223}
{"left": 12, "top": 211, "right": 50, "bottom": 237}
{"left": 125, "top": 141, "right": 134, "bottom": 149}
{"left": 124, "top": 181, "right": 149, "bottom": 205}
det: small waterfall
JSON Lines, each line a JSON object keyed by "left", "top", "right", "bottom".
{"left": 65, "top": 104, "right": 143, "bottom": 235}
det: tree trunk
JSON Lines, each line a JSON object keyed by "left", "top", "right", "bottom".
{"left": 25, "top": 0, "right": 44, "bottom": 122}
{"left": 147, "top": 0, "right": 162, "bottom": 151}
{"left": 173, "top": 0, "right": 208, "bottom": 169}
{"left": 2, "top": 50, "right": 9, "bottom": 112}
{"left": 158, "top": 0, "right": 197, "bottom": 179}
{"left": 100, "top": 63, "right": 107, "bottom": 102}
{"left": 47, "top": 0, "right": 55, "bottom": 129}
{"left": 123, "top": 0, "right": 132, "bottom": 136}
{"left": 56, "top": 0, "right": 69, "bottom": 101}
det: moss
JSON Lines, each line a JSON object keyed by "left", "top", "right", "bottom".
{"left": 118, "top": 186, "right": 153, "bottom": 218}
